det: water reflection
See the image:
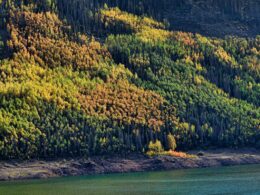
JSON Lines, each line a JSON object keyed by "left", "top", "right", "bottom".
{"left": 0, "top": 164, "right": 260, "bottom": 195}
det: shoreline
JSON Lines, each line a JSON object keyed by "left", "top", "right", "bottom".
{"left": 1, "top": 148, "right": 260, "bottom": 181}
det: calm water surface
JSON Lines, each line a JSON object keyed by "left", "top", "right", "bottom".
{"left": 0, "top": 164, "right": 260, "bottom": 195}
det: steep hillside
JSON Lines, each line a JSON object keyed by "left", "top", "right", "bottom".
{"left": 55, "top": 0, "right": 260, "bottom": 37}
{"left": 0, "top": 1, "right": 259, "bottom": 160}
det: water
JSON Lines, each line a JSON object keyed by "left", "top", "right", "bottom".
{"left": 0, "top": 164, "right": 260, "bottom": 195}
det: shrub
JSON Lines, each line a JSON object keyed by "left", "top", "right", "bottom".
{"left": 147, "top": 140, "right": 164, "bottom": 156}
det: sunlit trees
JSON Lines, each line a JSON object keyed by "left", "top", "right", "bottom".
{"left": 0, "top": 4, "right": 183, "bottom": 159}
{"left": 0, "top": 1, "right": 259, "bottom": 160}
{"left": 104, "top": 8, "right": 260, "bottom": 149}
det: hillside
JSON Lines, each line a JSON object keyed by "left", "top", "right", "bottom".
{"left": 55, "top": 0, "right": 260, "bottom": 37}
{"left": 0, "top": 0, "right": 259, "bottom": 160}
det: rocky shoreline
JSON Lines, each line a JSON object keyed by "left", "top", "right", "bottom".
{"left": 1, "top": 149, "right": 260, "bottom": 181}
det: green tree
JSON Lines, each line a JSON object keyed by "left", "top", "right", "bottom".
{"left": 167, "top": 133, "right": 177, "bottom": 151}
{"left": 0, "top": 35, "right": 4, "bottom": 56}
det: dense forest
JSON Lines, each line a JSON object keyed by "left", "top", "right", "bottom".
{"left": 0, "top": 0, "right": 259, "bottom": 159}
{"left": 56, "top": 0, "right": 260, "bottom": 37}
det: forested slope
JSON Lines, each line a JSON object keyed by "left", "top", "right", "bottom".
{"left": 53, "top": 0, "right": 260, "bottom": 37}
{"left": 0, "top": 0, "right": 259, "bottom": 159}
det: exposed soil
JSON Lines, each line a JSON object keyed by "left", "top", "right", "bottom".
{"left": 0, "top": 148, "right": 260, "bottom": 181}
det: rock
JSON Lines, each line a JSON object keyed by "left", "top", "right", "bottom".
{"left": 1, "top": 149, "right": 260, "bottom": 181}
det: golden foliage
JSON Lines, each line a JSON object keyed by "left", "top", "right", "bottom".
{"left": 101, "top": 7, "right": 170, "bottom": 43}
{"left": 7, "top": 10, "right": 111, "bottom": 72}
{"left": 79, "top": 80, "right": 166, "bottom": 130}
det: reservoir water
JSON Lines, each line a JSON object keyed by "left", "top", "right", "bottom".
{"left": 0, "top": 164, "right": 260, "bottom": 195}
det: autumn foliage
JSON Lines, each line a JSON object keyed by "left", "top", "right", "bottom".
{"left": 0, "top": 1, "right": 259, "bottom": 159}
